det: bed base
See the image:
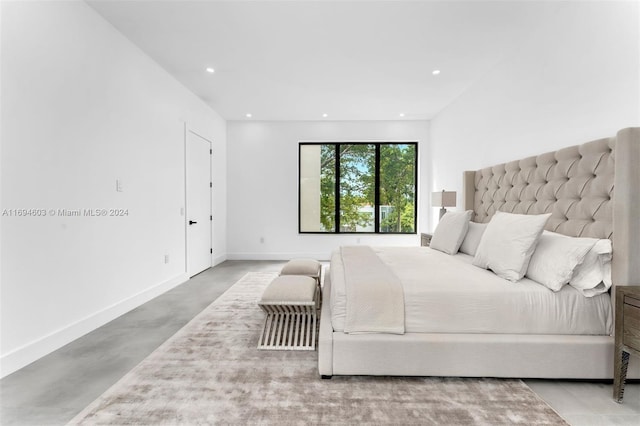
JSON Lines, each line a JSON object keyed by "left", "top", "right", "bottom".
{"left": 319, "top": 275, "right": 640, "bottom": 379}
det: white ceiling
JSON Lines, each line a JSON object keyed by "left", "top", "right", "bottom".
{"left": 87, "top": 0, "right": 561, "bottom": 121}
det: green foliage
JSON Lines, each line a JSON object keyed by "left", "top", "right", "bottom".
{"left": 379, "top": 144, "right": 416, "bottom": 232}
{"left": 319, "top": 143, "right": 416, "bottom": 233}
{"left": 338, "top": 144, "right": 375, "bottom": 231}
{"left": 319, "top": 145, "right": 336, "bottom": 232}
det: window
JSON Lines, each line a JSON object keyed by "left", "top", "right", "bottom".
{"left": 299, "top": 142, "right": 417, "bottom": 234}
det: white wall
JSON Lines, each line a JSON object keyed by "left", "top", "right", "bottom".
{"left": 0, "top": 1, "right": 226, "bottom": 377}
{"left": 430, "top": 0, "right": 639, "bottom": 227}
{"left": 227, "top": 120, "right": 430, "bottom": 260}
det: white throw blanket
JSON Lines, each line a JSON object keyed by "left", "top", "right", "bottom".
{"left": 341, "top": 246, "right": 405, "bottom": 334}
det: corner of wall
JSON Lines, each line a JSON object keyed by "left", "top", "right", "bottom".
{"left": 0, "top": 273, "right": 188, "bottom": 378}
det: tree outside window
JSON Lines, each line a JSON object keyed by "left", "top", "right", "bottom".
{"left": 299, "top": 142, "right": 417, "bottom": 234}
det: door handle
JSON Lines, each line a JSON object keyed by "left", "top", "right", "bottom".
{"left": 189, "top": 220, "right": 198, "bottom": 225}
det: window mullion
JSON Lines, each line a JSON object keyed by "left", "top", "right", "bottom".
{"left": 374, "top": 144, "right": 381, "bottom": 233}
{"left": 335, "top": 144, "right": 341, "bottom": 233}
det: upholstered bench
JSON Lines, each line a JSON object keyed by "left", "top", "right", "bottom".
{"left": 257, "top": 275, "right": 317, "bottom": 351}
{"left": 280, "top": 258, "right": 322, "bottom": 306}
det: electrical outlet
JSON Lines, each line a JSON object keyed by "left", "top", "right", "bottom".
{"left": 164, "top": 254, "right": 170, "bottom": 264}
{"left": 116, "top": 179, "right": 124, "bottom": 192}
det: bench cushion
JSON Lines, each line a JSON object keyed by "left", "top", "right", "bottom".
{"left": 260, "top": 275, "right": 316, "bottom": 304}
{"left": 281, "top": 259, "right": 321, "bottom": 279}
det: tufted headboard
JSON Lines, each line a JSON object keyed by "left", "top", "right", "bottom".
{"left": 463, "top": 127, "right": 640, "bottom": 288}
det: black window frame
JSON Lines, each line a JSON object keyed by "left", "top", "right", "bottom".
{"left": 298, "top": 141, "right": 418, "bottom": 234}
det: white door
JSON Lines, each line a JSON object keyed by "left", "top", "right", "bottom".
{"left": 186, "top": 130, "right": 212, "bottom": 277}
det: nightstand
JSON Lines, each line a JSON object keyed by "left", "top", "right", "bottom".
{"left": 613, "top": 285, "right": 640, "bottom": 402}
{"left": 420, "top": 233, "right": 432, "bottom": 247}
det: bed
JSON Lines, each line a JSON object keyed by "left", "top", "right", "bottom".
{"left": 318, "top": 127, "right": 640, "bottom": 379}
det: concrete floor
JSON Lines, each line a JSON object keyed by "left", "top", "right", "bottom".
{"left": 0, "top": 260, "right": 286, "bottom": 425}
{"left": 1, "top": 260, "right": 638, "bottom": 426}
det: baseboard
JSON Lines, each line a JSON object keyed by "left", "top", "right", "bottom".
{"left": 0, "top": 272, "right": 189, "bottom": 378}
{"left": 226, "top": 252, "right": 330, "bottom": 261}
{"left": 212, "top": 254, "right": 227, "bottom": 267}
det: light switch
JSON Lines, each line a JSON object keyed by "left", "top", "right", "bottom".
{"left": 116, "top": 179, "right": 124, "bottom": 192}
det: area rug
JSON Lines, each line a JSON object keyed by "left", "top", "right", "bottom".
{"left": 69, "top": 272, "right": 567, "bottom": 425}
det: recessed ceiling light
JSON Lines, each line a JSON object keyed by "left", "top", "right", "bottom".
{"left": 432, "top": 69, "right": 441, "bottom": 75}
{"left": 206, "top": 67, "right": 215, "bottom": 73}
{"left": 245, "top": 113, "right": 252, "bottom": 118}
{"left": 322, "top": 113, "right": 328, "bottom": 118}
{"left": 399, "top": 113, "right": 405, "bottom": 118}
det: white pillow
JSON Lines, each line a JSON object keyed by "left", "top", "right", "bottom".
{"left": 569, "top": 239, "right": 612, "bottom": 297}
{"left": 459, "top": 222, "right": 487, "bottom": 256}
{"left": 526, "top": 231, "right": 597, "bottom": 292}
{"left": 472, "top": 211, "right": 551, "bottom": 282}
{"left": 430, "top": 210, "right": 472, "bottom": 255}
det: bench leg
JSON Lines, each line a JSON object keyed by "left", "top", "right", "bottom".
{"left": 258, "top": 305, "right": 317, "bottom": 351}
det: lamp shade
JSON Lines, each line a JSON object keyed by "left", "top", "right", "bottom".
{"left": 432, "top": 190, "right": 456, "bottom": 207}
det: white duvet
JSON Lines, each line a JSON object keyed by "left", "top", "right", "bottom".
{"left": 341, "top": 246, "right": 405, "bottom": 334}
{"left": 330, "top": 246, "right": 613, "bottom": 335}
